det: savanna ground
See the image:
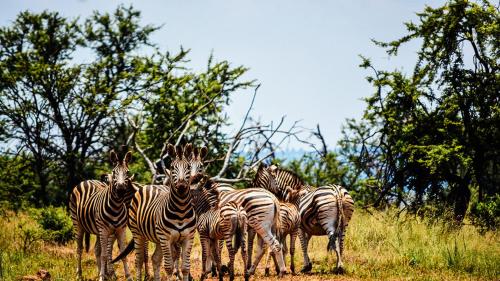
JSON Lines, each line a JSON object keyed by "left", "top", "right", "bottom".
{"left": 1, "top": 209, "right": 498, "bottom": 281}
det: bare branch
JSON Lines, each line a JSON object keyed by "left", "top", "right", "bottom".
{"left": 213, "top": 84, "right": 260, "bottom": 178}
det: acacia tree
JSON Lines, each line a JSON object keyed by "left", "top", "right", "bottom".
{"left": 340, "top": 0, "right": 499, "bottom": 223}
{"left": 0, "top": 7, "right": 158, "bottom": 203}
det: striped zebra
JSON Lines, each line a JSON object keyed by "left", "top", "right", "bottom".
{"left": 69, "top": 150, "right": 137, "bottom": 281}
{"left": 197, "top": 190, "right": 248, "bottom": 281}
{"left": 213, "top": 184, "right": 287, "bottom": 277}
{"left": 113, "top": 145, "right": 208, "bottom": 280}
{"left": 253, "top": 164, "right": 354, "bottom": 273}
{"left": 113, "top": 144, "right": 201, "bottom": 281}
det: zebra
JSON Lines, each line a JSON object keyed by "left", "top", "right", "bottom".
{"left": 213, "top": 184, "right": 287, "bottom": 277}
{"left": 112, "top": 145, "right": 208, "bottom": 280}
{"left": 197, "top": 191, "right": 248, "bottom": 281}
{"left": 69, "top": 150, "right": 136, "bottom": 281}
{"left": 253, "top": 164, "right": 355, "bottom": 273}
{"left": 112, "top": 144, "right": 201, "bottom": 281}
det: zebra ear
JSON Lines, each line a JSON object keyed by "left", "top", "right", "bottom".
{"left": 269, "top": 164, "right": 278, "bottom": 175}
{"left": 164, "top": 169, "right": 172, "bottom": 185}
{"left": 167, "top": 144, "right": 176, "bottom": 158}
{"left": 200, "top": 147, "right": 208, "bottom": 160}
{"left": 176, "top": 145, "right": 183, "bottom": 159}
{"left": 110, "top": 150, "right": 119, "bottom": 165}
{"left": 184, "top": 143, "right": 193, "bottom": 159}
{"left": 193, "top": 147, "right": 199, "bottom": 159}
{"left": 123, "top": 151, "right": 132, "bottom": 165}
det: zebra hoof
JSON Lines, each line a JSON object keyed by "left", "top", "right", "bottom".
{"left": 220, "top": 265, "right": 229, "bottom": 274}
{"left": 264, "top": 268, "right": 270, "bottom": 277}
{"left": 300, "top": 263, "right": 312, "bottom": 273}
{"left": 244, "top": 273, "right": 250, "bottom": 281}
{"left": 211, "top": 265, "right": 217, "bottom": 277}
{"left": 333, "top": 266, "right": 345, "bottom": 275}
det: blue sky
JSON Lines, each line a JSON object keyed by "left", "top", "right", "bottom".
{"left": 1, "top": 0, "right": 447, "bottom": 150}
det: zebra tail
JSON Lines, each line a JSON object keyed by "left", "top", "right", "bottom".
{"left": 233, "top": 208, "right": 248, "bottom": 252}
{"left": 84, "top": 232, "right": 91, "bottom": 253}
{"left": 111, "top": 239, "right": 135, "bottom": 263}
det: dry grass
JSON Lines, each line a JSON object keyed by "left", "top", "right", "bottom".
{"left": 0, "top": 209, "right": 498, "bottom": 281}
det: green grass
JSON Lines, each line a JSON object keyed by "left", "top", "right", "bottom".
{"left": 0, "top": 208, "right": 498, "bottom": 281}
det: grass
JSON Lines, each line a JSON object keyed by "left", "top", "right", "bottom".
{"left": 0, "top": 208, "right": 498, "bottom": 281}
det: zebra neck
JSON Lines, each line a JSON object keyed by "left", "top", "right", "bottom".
{"left": 106, "top": 187, "right": 125, "bottom": 208}
{"left": 167, "top": 186, "right": 193, "bottom": 206}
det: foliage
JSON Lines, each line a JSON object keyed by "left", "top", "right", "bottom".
{"left": 0, "top": 155, "right": 37, "bottom": 210}
{"left": 34, "top": 206, "right": 74, "bottom": 245}
{"left": 469, "top": 194, "right": 500, "bottom": 233}
{"left": 339, "top": 0, "right": 499, "bottom": 223}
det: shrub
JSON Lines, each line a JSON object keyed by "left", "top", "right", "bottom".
{"left": 34, "top": 207, "right": 74, "bottom": 245}
{"left": 17, "top": 221, "right": 42, "bottom": 253}
{"left": 469, "top": 195, "right": 500, "bottom": 234}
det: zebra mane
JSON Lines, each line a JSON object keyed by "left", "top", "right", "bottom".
{"left": 274, "top": 167, "right": 305, "bottom": 187}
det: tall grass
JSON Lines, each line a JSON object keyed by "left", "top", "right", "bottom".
{"left": 0, "top": 208, "right": 498, "bottom": 280}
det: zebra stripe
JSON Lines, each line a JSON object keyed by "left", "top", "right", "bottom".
{"left": 69, "top": 151, "right": 136, "bottom": 281}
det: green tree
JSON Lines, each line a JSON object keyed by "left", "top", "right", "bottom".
{"left": 340, "top": 0, "right": 499, "bottom": 223}
{"left": 0, "top": 6, "right": 159, "bottom": 203}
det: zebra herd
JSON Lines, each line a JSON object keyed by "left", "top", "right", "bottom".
{"left": 69, "top": 143, "right": 354, "bottom": 281}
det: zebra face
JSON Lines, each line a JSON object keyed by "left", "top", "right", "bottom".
{"left": 190, "top": 146, "right": 208, "bottom": 178}
{"left": 167, "top": 143, "right": 194, "bottom": 191}
{"left": 109, "top": 150, "right": 133, "bottom": 196}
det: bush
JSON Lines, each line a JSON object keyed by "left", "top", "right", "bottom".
{"left": 469, "top": 195, "right": 500, "bottom": 233}
{"left": 34, "top": 207, "right": 74, "bottom": 245}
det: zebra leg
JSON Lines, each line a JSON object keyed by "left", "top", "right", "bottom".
{"left": 329, "top": 232, "right": 344, "bottom": 273}
{"left": 94, "top": 235, "right": 102, "bottom": 277}
{"left": 106, "top": 235, "right": 116, "bottom": 278}
{"left": 290, "top": 231, "right": 297, "bottom": 275}
{"left": 214, "top": 239, "right": 224, "bottom": 276}
{"left": 264, "top": 246, "right": 271, "bottom": 276}
{"left": 75, "top": 228, "right": 84, "bottom": 280}
{"left": 134, "top": 238, "right": 146, "bottom": 281}
{"left": 247, "top": 235, "right": 266, "bottom": 275}
{"left": 239, "top": 225, "right": 249, "bottom": 281}
{"left": 246, "top": 228, "right": 256, "bottom": 270}
{"left": 160, "top": 237, "right": 174, "bottom": 281}
{"left": 172, "top": 243, "right": 182, "bottom": 280}
{"left": 116, "top": 228, "right": 132, "bottom": 281}
{"left": 224, "top": 238, "right": 235, "bottom": 281}
{"left": 212, "top": 240, "right": 223, "bottom": 281}
{"left": 260, "top": 230, "right": 286, "bottom": 277}
{"left": 143, "top": 242, "right": 150, "bottom": 281}
{"left": 180, "top": 237, "right": 195, "bottom": 281}
{"left": 200, "top": 237, "right": 211, "bottom": 281}
{"left": 299, "top": 229, "right": 312, "bottom": 273}
{"left": 98, "top": 230, "right": 110, "bottom": 281}
{"left": 152, "top": 243, "right": 163, "bottom": 281}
